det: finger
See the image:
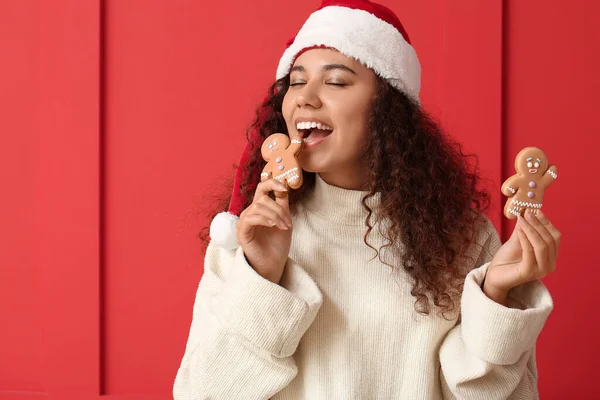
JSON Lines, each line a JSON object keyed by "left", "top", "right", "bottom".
{"left": 256, "top": 196, "right": 292, "bottom": 227}
{"left": 535, "top": 210, "right": 561, "bottom": 260}
{"left": 507, "top": 221, "right": 520, "bottom": 242}
{"left": 516, "top": 223, "right": 534, "bottom": 264}
{"left": 246, "top": 203, "right": 289, "bottom": 230}
{"left": 525, "top": 210, "right": 557, "bottom": 265}
{"left": 274, "top": 185, "right": 291, "bottom": 216}
{"left": 518, "top": 213, "right": 550, "bottom": 274}
{"left": 516, "top": 224, "right": 537, "bottom": 281}
{"left": 270, "top": 180, "right": 290, "bottom": 215}
{"left": 253, "top": 178, "right": 288, "bottom": 202}
{"left": 238, "top": 213, "right": 286, "bottom": 242}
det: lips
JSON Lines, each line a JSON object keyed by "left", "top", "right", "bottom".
{"left": 529, "top": 169, "right": 538, "bottom": 173}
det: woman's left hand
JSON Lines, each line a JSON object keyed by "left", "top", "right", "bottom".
{"left": 483, "top": 209, "right": 561, "bottom": 305}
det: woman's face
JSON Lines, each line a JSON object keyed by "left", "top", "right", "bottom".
{"left": 282, "top": 48, "right": 377, "bottom": 190}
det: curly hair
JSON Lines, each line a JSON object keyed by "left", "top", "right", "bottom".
{"left": 199, "top": 73, "right": 493, "bottom": 317}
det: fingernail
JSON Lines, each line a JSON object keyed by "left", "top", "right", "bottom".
{"left": 525, "top": 209, "right": 532, "bottom": 221}
{"left": 278, "top": 185, "right": 288, "bottom": 191}
{"left": 268, "top": 220, "right": 276, "bottom": 226}
{"left": 537, "top": 210, "right": 545, "bottom": 220}
{"left": 279, "top": 221, "right": 288, "bottom": 230}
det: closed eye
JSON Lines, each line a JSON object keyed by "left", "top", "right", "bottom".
{"left": 289, "top": 82, "right": 347, "bottom": 87}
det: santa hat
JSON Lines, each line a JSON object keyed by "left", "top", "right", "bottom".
{"left": 210, "top": 0, "right": 421, "bottom": 249}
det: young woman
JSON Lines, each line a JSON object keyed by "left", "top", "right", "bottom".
{"left": 174, "top": 1, "right": 560, "bottom": 399}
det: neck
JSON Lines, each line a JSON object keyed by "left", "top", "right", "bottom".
{"left": 302, "top": 173, "right": 381, "bottom": 226}
{"left": 317, "top": 163, "right": 370, "bottom": 190}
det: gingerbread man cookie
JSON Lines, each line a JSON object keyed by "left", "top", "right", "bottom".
{"left": 501, "top": 147, "right": 558, "bottom": 219}
{"left": 260, "top": 133, "right": 304, "bottom": 189}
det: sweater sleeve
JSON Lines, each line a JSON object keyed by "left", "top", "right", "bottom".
{"left": 173, "top": 240, "right": 323, "bottom": 400}
{"left": 439, "top": 218, "right": 554, "bottom": 399}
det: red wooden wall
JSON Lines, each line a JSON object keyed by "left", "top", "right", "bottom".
{"left": 1, "top": 1, "right": 597, "bottom": 399}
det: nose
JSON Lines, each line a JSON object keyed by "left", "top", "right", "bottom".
{"left": 295, "top": 82, "right": 322, "bottom": 109}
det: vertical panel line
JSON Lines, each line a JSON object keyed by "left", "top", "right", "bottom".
{"left": 99, "top": 0, "right": 106, "bottom": 395}
{"left": 500, "top": 0, "right": 508, "bottom": 241}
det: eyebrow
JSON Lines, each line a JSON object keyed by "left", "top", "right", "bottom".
{"left": 290, "top": 64, "right": 358, "bottom": 75}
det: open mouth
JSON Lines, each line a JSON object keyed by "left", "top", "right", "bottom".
{"left": 298, "top": 128, "right": 333, "bottom": 147}
{"left": 529, "top": 169, "right": 538, "bottom": 173}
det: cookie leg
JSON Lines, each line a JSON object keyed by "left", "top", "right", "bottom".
{"left": 504, "top": 199, "right": 521, "bottom": 219}
{"left": 286, "top": 173, "right": 302, "bottom": 190}
{"left": 285, "top": 168, "right": 303, "bottom": 190}
{"left": 509, "top": 207, "right": 523, "bottom": 218}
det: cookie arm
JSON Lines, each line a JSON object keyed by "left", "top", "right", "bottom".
{"left": 288, "top": 137, "right": 303, "bottom": 156}
{"left": 501, "top": 176, "right": 520, "bottom": 197}
{"left": 541, "top": 165, "right": 558, "bottom": 188}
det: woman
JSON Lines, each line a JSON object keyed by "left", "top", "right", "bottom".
{"left": 174, "top": 1, "right": 560, "bottom": 398}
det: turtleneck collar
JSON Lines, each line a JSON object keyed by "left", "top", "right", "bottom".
{"left": 301, "top": 173, "right": 381, "bottom": 226}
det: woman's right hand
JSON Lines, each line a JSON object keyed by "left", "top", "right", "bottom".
{"left": 237, "top": 179, "right": 293, "bottom": 284}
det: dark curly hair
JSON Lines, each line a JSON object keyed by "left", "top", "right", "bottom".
{"left": 199, "top": 73, "right": 493, "bottom": 317}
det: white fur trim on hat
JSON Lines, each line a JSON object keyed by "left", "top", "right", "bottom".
{"left": 276, "top": 6, "right": 421, "bottom": 103}
{"left": 209, "top": 212, "right": 240, "bottom": 250}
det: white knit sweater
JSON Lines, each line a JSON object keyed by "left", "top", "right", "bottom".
{"left": 173, "top": 173, "right": 553, "bottom": 399}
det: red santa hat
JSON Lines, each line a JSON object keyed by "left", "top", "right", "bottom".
{"left": 210, "top": 0, "right": 421, "bottom": 249}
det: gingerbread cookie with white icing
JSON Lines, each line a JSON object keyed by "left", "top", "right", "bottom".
{"left": 260, "top": 133, "right": 304, "bottom": 189}
{"left": 501, "top": 147, "right": 558, "bottom": 219}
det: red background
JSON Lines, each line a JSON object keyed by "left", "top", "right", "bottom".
{"left": 1, "top": 1, "right": 597, "bottom": 399}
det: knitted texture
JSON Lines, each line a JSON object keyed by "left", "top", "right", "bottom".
{"left": 174, "top": 173, "right": 553, "bottom": 399}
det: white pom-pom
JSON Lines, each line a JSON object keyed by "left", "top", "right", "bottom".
{"left": 209, "top": 212, "right": 240, "bottom": 250}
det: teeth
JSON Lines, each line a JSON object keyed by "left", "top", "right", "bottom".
{"left": 296, "top": 121, "right": 333, "bottom": 131}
